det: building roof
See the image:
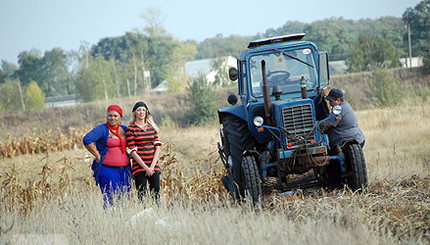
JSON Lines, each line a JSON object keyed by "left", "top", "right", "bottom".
{"left": 152, "top": 56, "right": 237, "bottom": 93}
{"left": 329, "top": 60, "right": 348, "bottom": 75}
{"left": 183, "top": 58, "right": 213, "bottom": 77}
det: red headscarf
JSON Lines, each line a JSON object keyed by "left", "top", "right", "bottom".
{"left": 107, "top": 105, "right": 125, "bottom": 153}
{"left": 107, "top": 105, "right": 123, "bottom": 117}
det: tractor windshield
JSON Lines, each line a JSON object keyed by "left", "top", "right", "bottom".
{"left": 249, "top": 48, "right": 317, "bottom": 97}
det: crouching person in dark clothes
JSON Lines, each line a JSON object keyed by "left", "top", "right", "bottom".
{"left": 320, "top": 88, "right": 365, "bottom": 188}
{"left": 126, "top": 102, "right": 162, "bottom": 204}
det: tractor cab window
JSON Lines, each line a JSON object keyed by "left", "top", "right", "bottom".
{"left": 249, "top": 48, "right": 317, "bottom": 97}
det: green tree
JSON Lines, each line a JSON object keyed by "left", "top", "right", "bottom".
{"left": 166, "top": 70, "right": 189, "bottom": 93}
{"left": 403, "top": 1, "right": 430, "bottom": 56}
{"left": 186, "top": 74, "right": 219, "bottom": 125}
{"left": 263, "top": 20, "right": 306, "bottom": 38}
{"left": 366, "top": 69, "right": 403, "bottom": 108}
{"left": 42, "top": 48, "right": 72, "bottom": 96}
{"left": 91, "top": 30, "right": 178, "bottom": 89}
{"left": 1, "top": 60, "right": 18, "bottom": 83}
{"left": 16, "top": 48, "right": 74, "bottom": 97}
{"left": 193, "top": 17, "right": 405, "bottom": 62}
{"left": 421, "top": 47, "right": 430, "bottom": 72}
{"left": 305, "top": 18, "right": 354, "bottom": 61}
{"left": 166, "top": 42, "right": 198, "bottom": 93}
{"left": 0, "top": 69, "right": 4, "bottom": 84}
{"left": 145, "top": 36, "right": 179, "bottom": 87}
{"left": 137, "top": 7, "right": 179, "bottom": 88}
{"left": 17, "top": 49, "right": 47, "bottom": 87}
{"left": 346, "top": 34, "right": 401, "bottom": 72}
{"left": 76, "top": 54, "right": 116, "bottom": 102}
{"left": 92, "top": 32, "right": 149, "bottom": 64}
{"left": 212, "top": 57, "right": 232, "bottom": 87}
{"left": 140, "top": 7, "right": 166, "bottom": 37}
{"left": 403, "top": 0, "right": 430, "bottom": 71}
{"left": 0, "top": 79, "right": 23, "bottom": 112}
{"left": 25, "top": 81, "right": 45, "bottom": 110}
{"left": 175, "top": 42, "right": 198, "bottom": 65}
{"left": 92, "top": 32, "right": 151, "bottom": 96}
{"left": 196, "top": 34, "right": 252, "bottom": 59}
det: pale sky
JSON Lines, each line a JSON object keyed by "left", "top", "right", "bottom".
{"left": 0, "top": 0, "right": 421, "bottom": 64}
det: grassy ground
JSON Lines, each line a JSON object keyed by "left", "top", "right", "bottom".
{"left": 0, "top": 98, "right": 429, "bottom": 244}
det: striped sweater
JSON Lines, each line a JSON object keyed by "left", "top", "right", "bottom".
{"left": 126, "top": 123, "right": 162, "bottom": 176}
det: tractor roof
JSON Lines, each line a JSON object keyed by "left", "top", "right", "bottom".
{"left": 247, "top": 33, "right": 306, "bottom": 48}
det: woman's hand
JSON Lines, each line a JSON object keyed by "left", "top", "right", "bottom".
{"left": 146, "top": 166, "right": 155, "bottom": 177}
{"left": 85, "top": 143, "right": 102, "bottom": 163}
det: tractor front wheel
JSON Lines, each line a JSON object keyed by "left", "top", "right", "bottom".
{"left": 342, "top": 143, "right": 368, "bottom": 191}
{"left": 241, "top": 155, "right": 263, "bottom": 206}
{"left": 316, "top": 143, "right": 368, "bottom": 191}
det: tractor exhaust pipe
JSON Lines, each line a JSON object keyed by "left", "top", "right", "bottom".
{"left": 262, "top": 61, "right": 272, "bottom": 123}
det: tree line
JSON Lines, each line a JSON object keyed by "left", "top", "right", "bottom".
{"left": 0, "top": 1, "right": 429, "bottom": 113}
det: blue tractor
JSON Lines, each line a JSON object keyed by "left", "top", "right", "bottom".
{"left": 217, "top": 34, "right": 367, "bottom": 204}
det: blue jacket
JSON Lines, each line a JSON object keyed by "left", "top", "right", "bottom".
{"left": 83, "top": 123, "right": 128, "bottom": 184}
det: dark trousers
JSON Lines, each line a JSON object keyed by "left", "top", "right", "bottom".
{"left": 134, "top": 172, "right": 160, "bottom": 202}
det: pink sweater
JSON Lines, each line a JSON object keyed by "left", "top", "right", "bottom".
{"left": 103, "top": 137, "right": 129, "bottom": 167}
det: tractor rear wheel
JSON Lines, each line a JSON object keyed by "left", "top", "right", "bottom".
{"left": 222, "top": 115, "right": 255, "bottom": 202}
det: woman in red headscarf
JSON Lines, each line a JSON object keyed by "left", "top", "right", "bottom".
{"left": 83, "top": 105, "right": 131, "bottom": 207}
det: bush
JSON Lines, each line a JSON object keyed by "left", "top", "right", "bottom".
{"left": 186, "top": 74, "right": 219, "bottom": 125}
{"left": 160, "top": 115, "right": 177, "bottom": 130}
{"left": 366, "top": 69, "right": 403, "bottom": 108}
{"left": 25, "top": 81, "right": 45, "bottom": 110}
{"left": 421, "top": 45, "right": 430, "bottom": 74}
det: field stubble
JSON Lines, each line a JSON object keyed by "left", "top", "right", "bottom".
{"left": 0, "top": 101, "right": 429, "bottom": 244}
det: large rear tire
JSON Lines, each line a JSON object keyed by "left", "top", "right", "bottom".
{"left": 343, "top": 143, "right": 368, "bottom": 191}
{"left": 242, "top": 155, "right": 263, "bottom": 205}
{"left": 317, "top": 143, "right": 368, "bottom": 191}
{"left": 222, "top": 115, "right": 255, "bottom": 201}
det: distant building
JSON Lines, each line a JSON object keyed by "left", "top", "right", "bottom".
{"left": 151, "top": 80, "right": 169, "bottom": 93}
{"left": 400, "top": 57, "right": 423, "bottom": 68}
{"left": 45, "top": 94, "right": 82, "bottom": 108}
{"left": 329, "top": 60, "right": 348, "bottom": 75}
{"left": 326, "top": 57, "right": 423, "bottom": 75}
{"left": 152, "top": 56, "right": 237, "bottom": 93}
{"left": 183, "top": 56, "right": 237, "bottom": 83}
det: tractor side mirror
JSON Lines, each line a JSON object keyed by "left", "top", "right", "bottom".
{"left": 318, "top": 52, "right": 330, "bottom": 87}
{"left": 229, "top": 67, "right": 238, "bottom": 81}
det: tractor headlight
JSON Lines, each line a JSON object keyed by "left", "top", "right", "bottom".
{"left": 253, "top": 116, "right": 264, "bottom": 127}
{"left": 332, "top": 105, "right": 342, "bottom": 116}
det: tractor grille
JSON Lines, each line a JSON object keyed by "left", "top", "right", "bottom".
{"left": 282, "top": 104, "right": 315, "bottom": 148}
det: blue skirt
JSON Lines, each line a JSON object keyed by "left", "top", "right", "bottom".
{"left": 98, "top": 165, "right": 132, "bottom": 207}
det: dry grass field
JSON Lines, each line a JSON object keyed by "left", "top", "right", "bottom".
{"left": 1, "top": 97, "right": 429, "bottom": 244}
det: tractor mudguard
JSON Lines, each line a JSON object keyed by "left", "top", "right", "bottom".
{"left": 217, "top": 104, "right": 247, "bottom": 124}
